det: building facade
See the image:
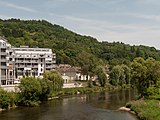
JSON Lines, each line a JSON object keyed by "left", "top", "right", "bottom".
{"left": 0, "top": 37, "right": 15, "bottom": 85}
{"left": 56, "top": 64, "right": 90, "bottom": 83}
{"left": 13, "top": 46, "right": 56, "bottom": 79}
{"left": 0, "top": 37, "right": 56, "bottom": 85}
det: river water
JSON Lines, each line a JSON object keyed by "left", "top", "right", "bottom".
{"left": 0, "top": 89, "right": 138, "bottom": 120}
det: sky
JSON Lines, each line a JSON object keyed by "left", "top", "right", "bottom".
{"left": 1, "top": 0, "right": 160, "bottom": 49}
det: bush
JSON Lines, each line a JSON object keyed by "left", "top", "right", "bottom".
{"left": 18, "top": 77, "right": 53, "bottom": 106}
{"left": 146, "top": 86, "right": 160, "bottom": 99}
{"left": 87, "top": 79, "right": 93, "bottom": 88}
{"left": 0, "top": 89, "right": 16, "bottom": 109}
{"left": 127, "top": 100, "right": 160, "bottom": 120}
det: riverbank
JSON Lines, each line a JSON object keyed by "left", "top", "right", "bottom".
{"left": 0, "top": 89, "right": 137, "bottom": 120}
{"left": 50, "top": 84, "right": 129, "bottom": 99}
{"left": 0, "top": 86, "right": 108, "bottom": 110}
{"left": 126, "top": 99, "right": 160, "bottom": 120}
{"left": 0, "top": 84, "right": 127, "bottom": 110}
{"left": 48, "top": 86, "right": 112, "bottom": 100}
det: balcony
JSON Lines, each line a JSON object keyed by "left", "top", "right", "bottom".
{"left": 15, "top": 65, "right": 25, "bottom": 68}
{"left": 0, "top": 45, "right": 7, "bottom": 49}
{"left": 15, "top": 60, "right": 39, "bottom": 63}
{"left": 0, "top": 59, "right": 6, "bottom": 62}
{"left": 15, "top": 60, "right": 24, "bottom": 63}
{"left": 32, "top": 65, "right": 38, "bottom": 68}
{"left": 1, "top": 77, "right": 6, "bottom": 80}
{"left": 1, "top": 65, "right": 7, "bottom": 69}
{"left": 17, "top": 70, "right": 23, "bottom": 73}
{"left": 46, "top": 65, "right": 54, "bottom": 69}
{"left": 0, "top": 52, "right": 7, "bottom": 55}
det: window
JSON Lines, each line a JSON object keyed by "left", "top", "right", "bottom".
{"left": 10, "top": 71, "right": 12, "bottom": 76}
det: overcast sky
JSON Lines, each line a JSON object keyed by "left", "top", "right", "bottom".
{"left": 1, "top": 0, "right": 160, "bottom": 49}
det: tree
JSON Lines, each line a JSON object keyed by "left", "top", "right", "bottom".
{"left": 19, "top": 77, "right": 42, "bottom": 106}
{"left": 131, "top": 57, "right": 147, "bottom": 97}
{"left": 39, "top": 78, "right": 53, "bottom": 100}
{"left": 0, "top": 88, "right": 14, "bottom": 109}
{"left": 121, "top": 64, "right": 131, "bottom": 85}
{"left": 131, "top": 57, "right": 160, "bottom": 97}
{"left": 43, "top": 70, "right": 64, "bottom": 91}
{"left": 110, "top": 65, "right": 124, "bottom": 86}
{"left": 96, "top": 66, "right": 108, "bottom": 87}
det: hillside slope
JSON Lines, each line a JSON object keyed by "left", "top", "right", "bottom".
{"left": 0, "top": 18, "right": 160, "bottom": 73}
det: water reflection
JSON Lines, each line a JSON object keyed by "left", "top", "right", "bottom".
{"left": 0, "top": 89, "right": 137, "bottom": 120}
{"left": 88, "top": 89, "right": 137, "bottom": 110}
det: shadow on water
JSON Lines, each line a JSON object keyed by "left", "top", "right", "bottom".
{"left": 88, "top": 89, "right": 138, "bottom": 110}
{"left": 0, "top": 89, "right": 138, "bottom": 120}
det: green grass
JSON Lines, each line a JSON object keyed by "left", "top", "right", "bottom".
{"left": 126, "top": 100, "right": 160, "bottom": 120}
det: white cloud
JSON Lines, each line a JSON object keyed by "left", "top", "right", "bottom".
{"left": 125, "top": 13, "right": 160, "bottom": 22}
{"left": 0, "top": 1, "right": 37, "bottom": 13}
{"left": 138, "top": 0, "right": 160, "bottom": 4}
{"left": 57, "top": 15, "right": 153, "bottom": 31}
{"left": 47, "top": 0, "right": 126, "bottom": 5}
{"left": 49, "top": 13, "right": 160, "bottom": 49}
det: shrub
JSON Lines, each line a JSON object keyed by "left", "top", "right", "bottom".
{"left": 0, "top": 89, "right": 16, "bottom": 109}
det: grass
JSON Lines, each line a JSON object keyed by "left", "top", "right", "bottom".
{"left": 126, "top": 100, "right": 160, "bottom": 120}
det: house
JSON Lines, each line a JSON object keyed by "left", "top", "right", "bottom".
{"left": 56, "top": 64, "right": 90, "bottom": 83}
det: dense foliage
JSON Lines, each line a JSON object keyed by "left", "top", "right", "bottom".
{"left": 18, "top": 71, "right": 63, "bottom": 106}
{"left": 110, "top": 64, "right": 131, "bottom": 87}
{"left": 130, "top": 57, "right": 160, "bottom": 97}
{"left": 1, "top": 19, "right": 160, "bottom": 75}
{"left": 127, "top": 100, "right": 160, "bottom": 120}
{"left": 43, "top": 70, "right": 64, "bottom": 91}
{"left": 108, "top": 57, "right": 160, "bottom": 99}
{"left": 0, "top": 88, "right": 16, "bottom": 109}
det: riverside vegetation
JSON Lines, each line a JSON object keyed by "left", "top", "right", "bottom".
{"left": 126, "top": 57, "right": 160, "bottom": 120}
{"left": 0, "top": 61, "right": 131, "bottom": 110}
{"left": 1, "top": 19, "right": 160, "bottom": 119}
{"left": 0, "top": 71, "right": 64, "bottom": 109}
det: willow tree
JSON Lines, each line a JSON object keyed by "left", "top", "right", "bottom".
{"left": 43, "top": 70, "right": 64, "bottom": 91}
{"left": 110, "top": 64, "right": 130, "bottom": 86}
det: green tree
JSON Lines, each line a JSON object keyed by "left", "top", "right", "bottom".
{"left": 110, "top": 65, "right": 124, "bottom": 86}
{"left": 96, "top": 66, "right": 108, "bottom": 87}
{"left": 43, "top": 70, "right": 64, "bottom": 91}
{"left": 121, "top": 64, "right": 131, "bottom": 85}
{"left": 0, "top": 88, "right": 15, "bottom": 109}
{"left": 18, "top": 77, "right": 42, "bottom": 106}
{"left": 39, "top": 78, "right": 53, "bottom": 100}
{"left": 131, "top": 57, "right": 147, "bottom": 97}
{"left": 131, "top": 57, "right": 160, "bottom": 97}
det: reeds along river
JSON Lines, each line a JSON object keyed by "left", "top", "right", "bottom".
{"left": 0, "top": 89, "right": 138, "bottom": 120}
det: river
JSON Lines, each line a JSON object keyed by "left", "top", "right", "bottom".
{"left": 0, "top": 89, "right": 138, "bottom": 120}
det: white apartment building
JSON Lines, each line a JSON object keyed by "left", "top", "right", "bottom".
{"left": 13, "top": 46, "right": 56, "bottom": 79}
{"left": 0, "top": 37, "right": 15, "bottom": 85}
{"left": 0, "top": 37, "right": 56, "bottom": 85}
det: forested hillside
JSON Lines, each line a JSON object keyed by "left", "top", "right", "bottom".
{"left": 1, "top": 18, "right": 160, "bottom": 73}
